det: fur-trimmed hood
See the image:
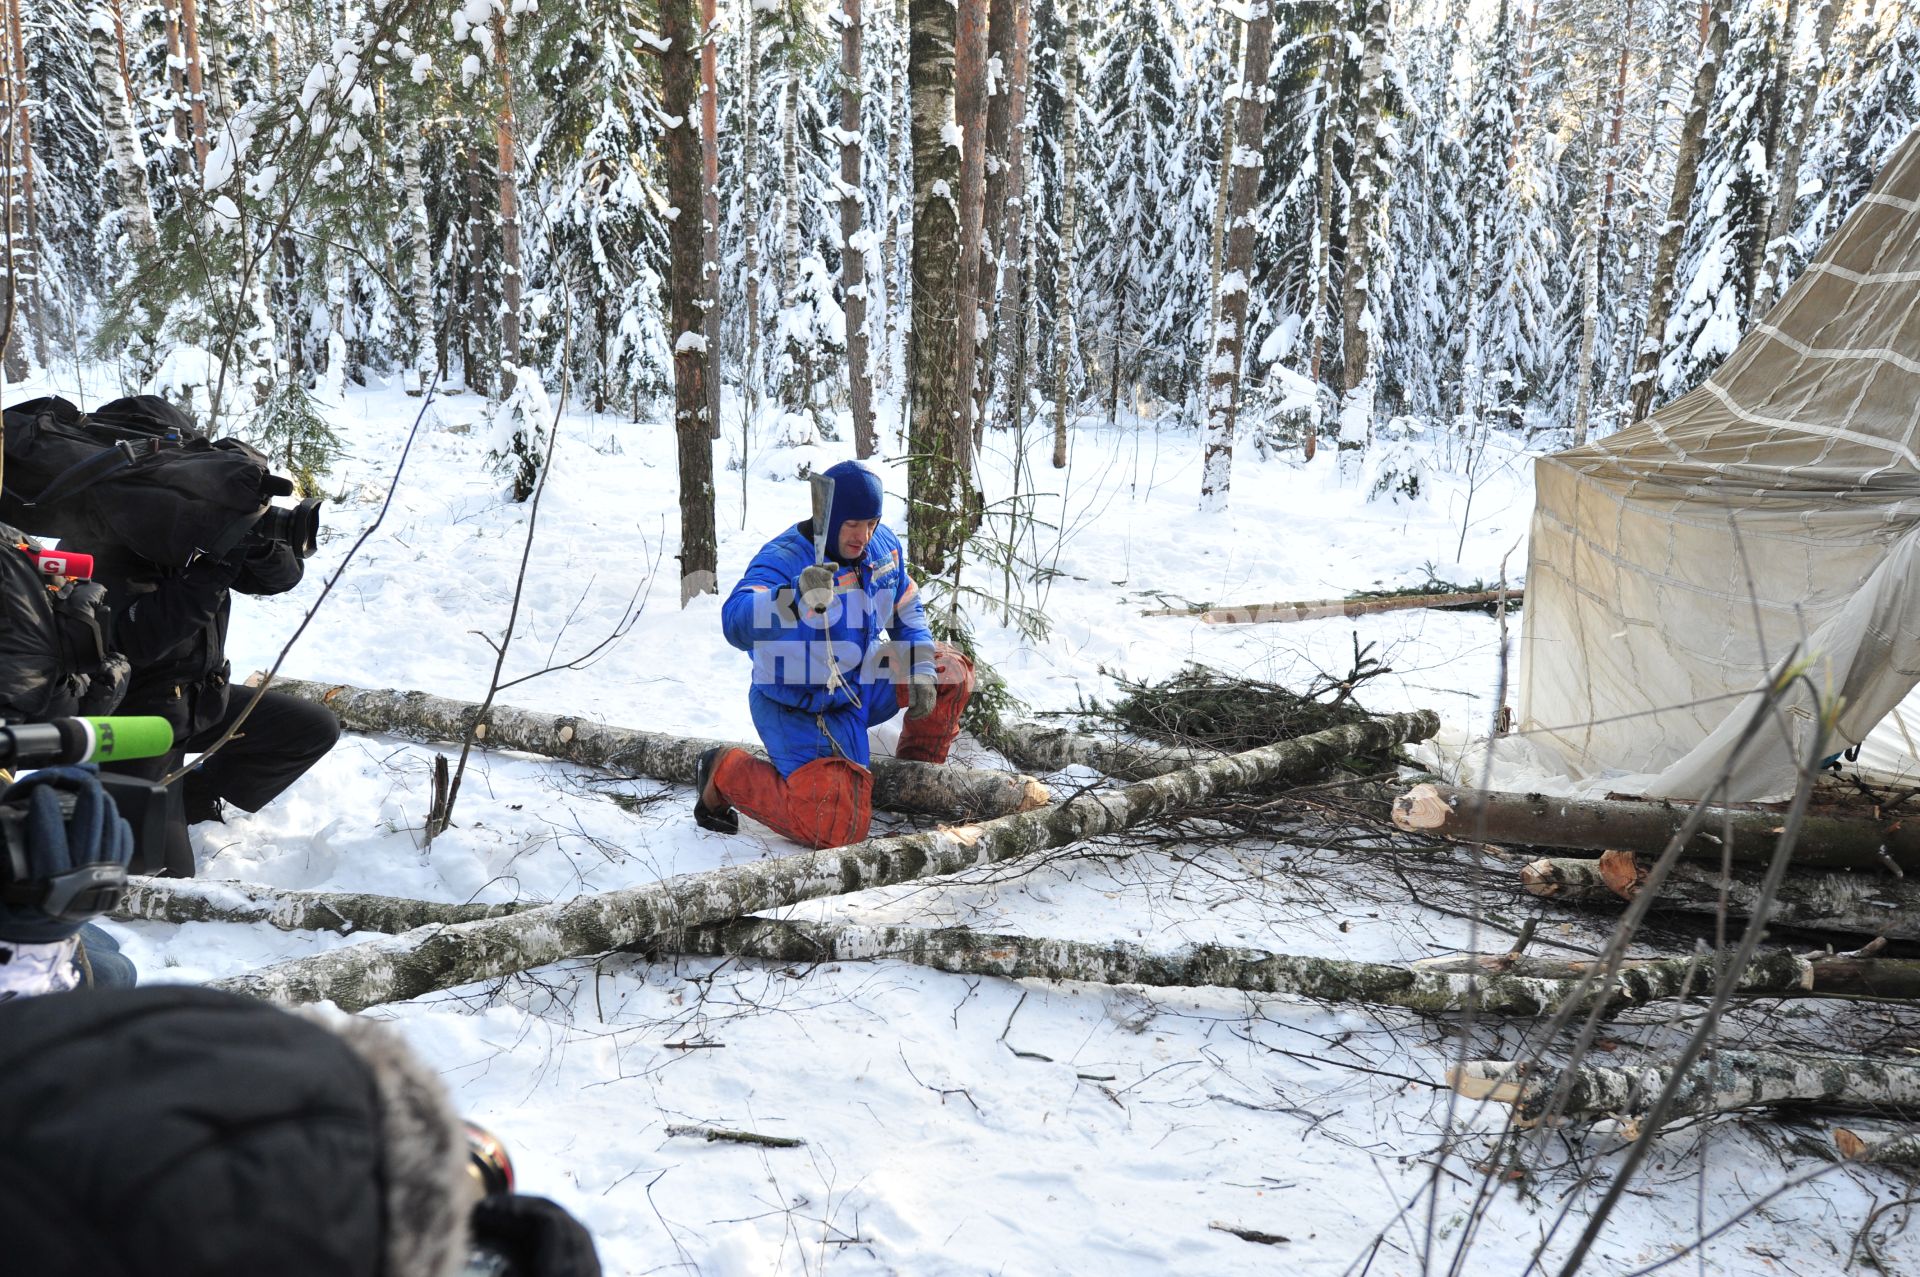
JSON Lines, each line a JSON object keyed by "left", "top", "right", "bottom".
{"left": 0, "top": 985, "right": 475, "bottom": 1277}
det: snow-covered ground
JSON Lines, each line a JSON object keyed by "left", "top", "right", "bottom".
{"left": 31, "top": 364, "right": 1917, "bottom": 1275}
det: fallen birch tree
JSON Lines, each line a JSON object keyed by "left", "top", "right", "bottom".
{"left": 1520, "top": 854, "right": 1920, "bottom": 940}
{"left": 1835, "top": 1127, "right": 1920, "bottom": 1166}
{"left": 208, "top": 710, "right": 1439, "bottom": 1012}
{"left": 1453, "top": 1049, "right": 1920, "bottom": 1125}
{"left": 113, "top": 876, "right": 527, "bottom": 935}
{"left": 1145, "top": 589, "right": 1522, "bottom": 625}
{"left": 265, "top": 676, "right": 1048, "bottom": 819}
{"left": 659, "top": 919, "right": 1900, "bottom": 1015}
{"left": 980, "top": 719, "right": 1220, "bottom": 780}
{"left": 1394, "top": 783, "right": 1920, "bottom": 872}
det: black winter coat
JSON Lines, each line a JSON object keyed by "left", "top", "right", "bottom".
{"left": 93, "top": 541, "right": 303, "bottom": 738}
{"left": 0, "top": 985, "right": 475, "bottom": 1277}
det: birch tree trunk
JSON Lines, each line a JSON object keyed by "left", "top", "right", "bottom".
{"left": 1629, "top": 0, "right": 1729, "bottom": 423}
{"left": 87, "top": 8, "right": 156, "bottom": 251}
{"left": 664, "top": 922, "right": 1860, "bottom": 1015}
{"left": 1457, "top": 1049, "right": 1920, "bottom": 1125}
{"left": 1836, "top": 1128, "right": 1920, "bottom": 1166}
{"left": 1337, "top": 0, "right": 1392, "bottom": 465}
{"left": 1393, "top": 782, "right": 1920, "bottom": 872}
{"left": 1569, "top": 111, "right": 1608, "bottom": 446}
{"left": 1197, "top": 4, "right": 1275, "bottom": 510}
{"left": 906, "top": 0, "right": 968, "bottom": 574}
{"left": 1757, "top": 0, "right": 1839, "bottom": 305}
{"left": 881, "top": 0, "right": 907, "bottom": 395}
{"left": 953, "top": 0, "right": 988, "bottom": 450}
{"left": 1304, "top": 27, "right": 1339, "bottom": 461}
{"left": 779, "top": 70, "right": 801, "bottom": 310}
{"left": 1738, "top": 0, "right": 1798, "bottom": 319}
{"left": 701, "top": 0, "right": 722, "bottom": 440}
{"left": 981, "top": 719, "right": 1220, "bottom": 780}
{"left": 161, "top": 0, "right": 188, "bottom": 178}
{"left": 116, "top": 877, "right": 525, "bottom": 935}
{"left": 973, "top": 0, "right": 1021, "bottom": 432}
{"left": 403, "top": 137, "right": 435, "bottom": 395}
{"left": 1049, "top": 0, "right": 1078, "bottom": 471}
{"left": 493, "top": 11, "right": 521, "bottom": 395}
{"left": 263, "top": 677, "right": 1049, "bottom": 820}
{"left": 211, "top": 712, "right": 1438, "bottom": 1011}
{"left": 840, "top": 0, "right": 877, "bottom": 458}
{"left": 5, "top": 0, "right": 37, "bottom": 374}
{"left": 662, "top": 0, "right": 719, "bottom": 602}
{"left": 1520, "top": 854, "right": 1920, "bottom": 942}
{"left": 743, "top": 6, "right": 762, "bottom": 414}
{"left": 1204, "top": 17, "right": 1239, "bottom": 411}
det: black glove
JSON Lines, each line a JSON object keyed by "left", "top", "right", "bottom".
{"left": 0, "top": 765, "right": 134, "bottom": 944}
{"left": 468, "top": 1194, "right": 601, "bottom": 1277}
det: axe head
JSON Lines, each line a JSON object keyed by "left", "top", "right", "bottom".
{"left": 809, "top": 471, "right": 836, "bottom": 564}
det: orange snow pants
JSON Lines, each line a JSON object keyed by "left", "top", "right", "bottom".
{"left": 713, "top": 642, "right": 975, "bottom": 849}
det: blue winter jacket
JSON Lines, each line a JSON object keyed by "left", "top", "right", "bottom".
{"left": 720, "top": 521, "right": 936, "bottom": 773}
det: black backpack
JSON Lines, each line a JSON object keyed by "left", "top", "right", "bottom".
{"left": 0, "top": 395, "right": 284, "bottom": 568}
{"left": 0, "top": 524, "right": 127, "bottom": 721}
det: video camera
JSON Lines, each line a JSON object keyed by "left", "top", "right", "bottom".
{"left": 0, "top": 715, "right": 176, "bottom": 922}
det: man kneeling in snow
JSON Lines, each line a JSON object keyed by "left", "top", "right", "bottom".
{"left": 695, "top": 460, "right": 973, "bottom": 849}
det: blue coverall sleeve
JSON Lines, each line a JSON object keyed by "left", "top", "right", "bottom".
{"left": 720, "top": 551, "right": 803, "bottom": 652}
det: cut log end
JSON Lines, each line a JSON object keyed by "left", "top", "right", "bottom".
{"left": 1598, "top": 849, "right": 1648, "bottom": 900}
{"left": 1450, "top": 1061, "right": 1525, "bottom": 1104}
{"left": 1392, "top": 782, "right": 1453, "bottom": 832}
{"left": 1017, "top": 778, "right": 1051, "bottom": 811}
{"left": 1519, "top": 858, "right": 1563, "bottom": 896}
{"left": 1835, "top": 1128, "right": 1869, "bottom": 1160}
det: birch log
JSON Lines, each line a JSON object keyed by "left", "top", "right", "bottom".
{"left": 1394, "top": 783, "right": 1920, "bottom": 872}
{"left": 1520, "top": 855, "right": 1920, "bottom": 941}
{"left": 1455, "top": 1049, "right": 1920, "bottom": 1124}
{"left": 113, "top": 877, "right": 526, "bottom": 935}
{"left": 209, "top": 711, "right": 1438, "bottom": 1011}
{"left": 661, "top": 920, "right": 1866, "bottom": 1016}
{"left": 981, "top": 720, "right": 1221, "bottom": 779}
{"left": 262, "top": 677, "right": 1048, "bottom": 820}
{"left": 1142, "top": 590, "right": 1522, "bottom": 624}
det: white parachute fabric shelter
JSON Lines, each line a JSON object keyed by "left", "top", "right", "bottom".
{"left": 1519, "top": 127, "right": 1920, "bottom": 802}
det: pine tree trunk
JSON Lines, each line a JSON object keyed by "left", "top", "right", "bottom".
{"left": 493, "top": 11, "right": 521, "bottom": 395}
{"left": 1520, "top": 854, "right": 1920, "bottom": 941}
{"left": 1457, "top": 1049, "right": 1920, "bottom": 1125}
{"left": 1196, "top": 4, "right": 1275, "bottom": 510}
{"left": 906, "top": 0, "right": 967, "bottom": 574}
{"left": 1049, "top": 0, "right": 1078, "bottom": 470}
{"left": 461, "top": 152, "right": 488, "bottom": 396}
{"left": 403, "top": 138, "right": 435, "bottom": 395}
{"left": 1394, "top": 782, "right": 1920, "bottom": 872}
{"left": 743, "top": 8, "right": 762, "bottom": 415}
{"left": 263, "top": 677, "right": 1048, "bottom": 820}
{"left": 1739, "top": 0, "right": 1798, "bottom": 320}
{"left": 983, "top": 0, "right": 1030, "bottom": 428}
{"left": 180, "top": 0, "right": 207, "bottom": 174}
{"left": 1758, "top": 0, "right": 1839, "bottom": 305}
{"left": 841, "top": 0, "right": 877, "bottom": 458}
{"left": 1628, "top": 0, "right": 1729, "bottom": 423}
{"left": 86, "top": 8, "right": 156, "bottom": 251}
{"left": 1569, "top": 111, "right": 1608, "bottom": 445}
{"left": 954, "top": 0, "right": 988, "bottom": 451}
{"left": 1304, "top": 27, "right": 1340, "bottom": 460}
{"left": 701, "top": 0, "right": 722, "bottom": 440}
{"left": 116, "top": 877, "right": 526, "bottom": 935}
{"left": 662, "top": 0, "right": 718, "bottom": 603}
{"left": 210, "top": 712, "right": 1438, "bottom": 1011}
{"left": 973, "top": 0, "right": 1021, "bottom": 433}
{"left": 1338, "top": 0, "right": 1392, "bottom": 464}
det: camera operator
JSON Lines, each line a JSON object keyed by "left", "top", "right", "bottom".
{"left": 94, "top": 525, "right": 340, "bottom": 878}
{"left": 0, "top": 984, "right": 602, "bottom": 1277}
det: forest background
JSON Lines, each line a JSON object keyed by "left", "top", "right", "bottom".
{"left": 2, "top": 0, "right": 1916, "bottom": 591}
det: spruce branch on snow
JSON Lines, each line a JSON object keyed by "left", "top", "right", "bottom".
{"left": 209, "top": 711, "right": 1438, "bottom": 1011}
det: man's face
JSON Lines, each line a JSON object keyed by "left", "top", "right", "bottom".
{"left": 837, "top": 517, "right": 879, "bottom": 559}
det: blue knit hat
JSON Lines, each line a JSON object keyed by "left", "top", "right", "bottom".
{"left": 822, "top": 461, "right": 883, "bottom": 551}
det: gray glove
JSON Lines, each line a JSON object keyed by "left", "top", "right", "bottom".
{"left": 798, "top": 563, "right": 836, "bottom": 614}
{"left": 906, "top": 675, "right": 938, "bottom": 720}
